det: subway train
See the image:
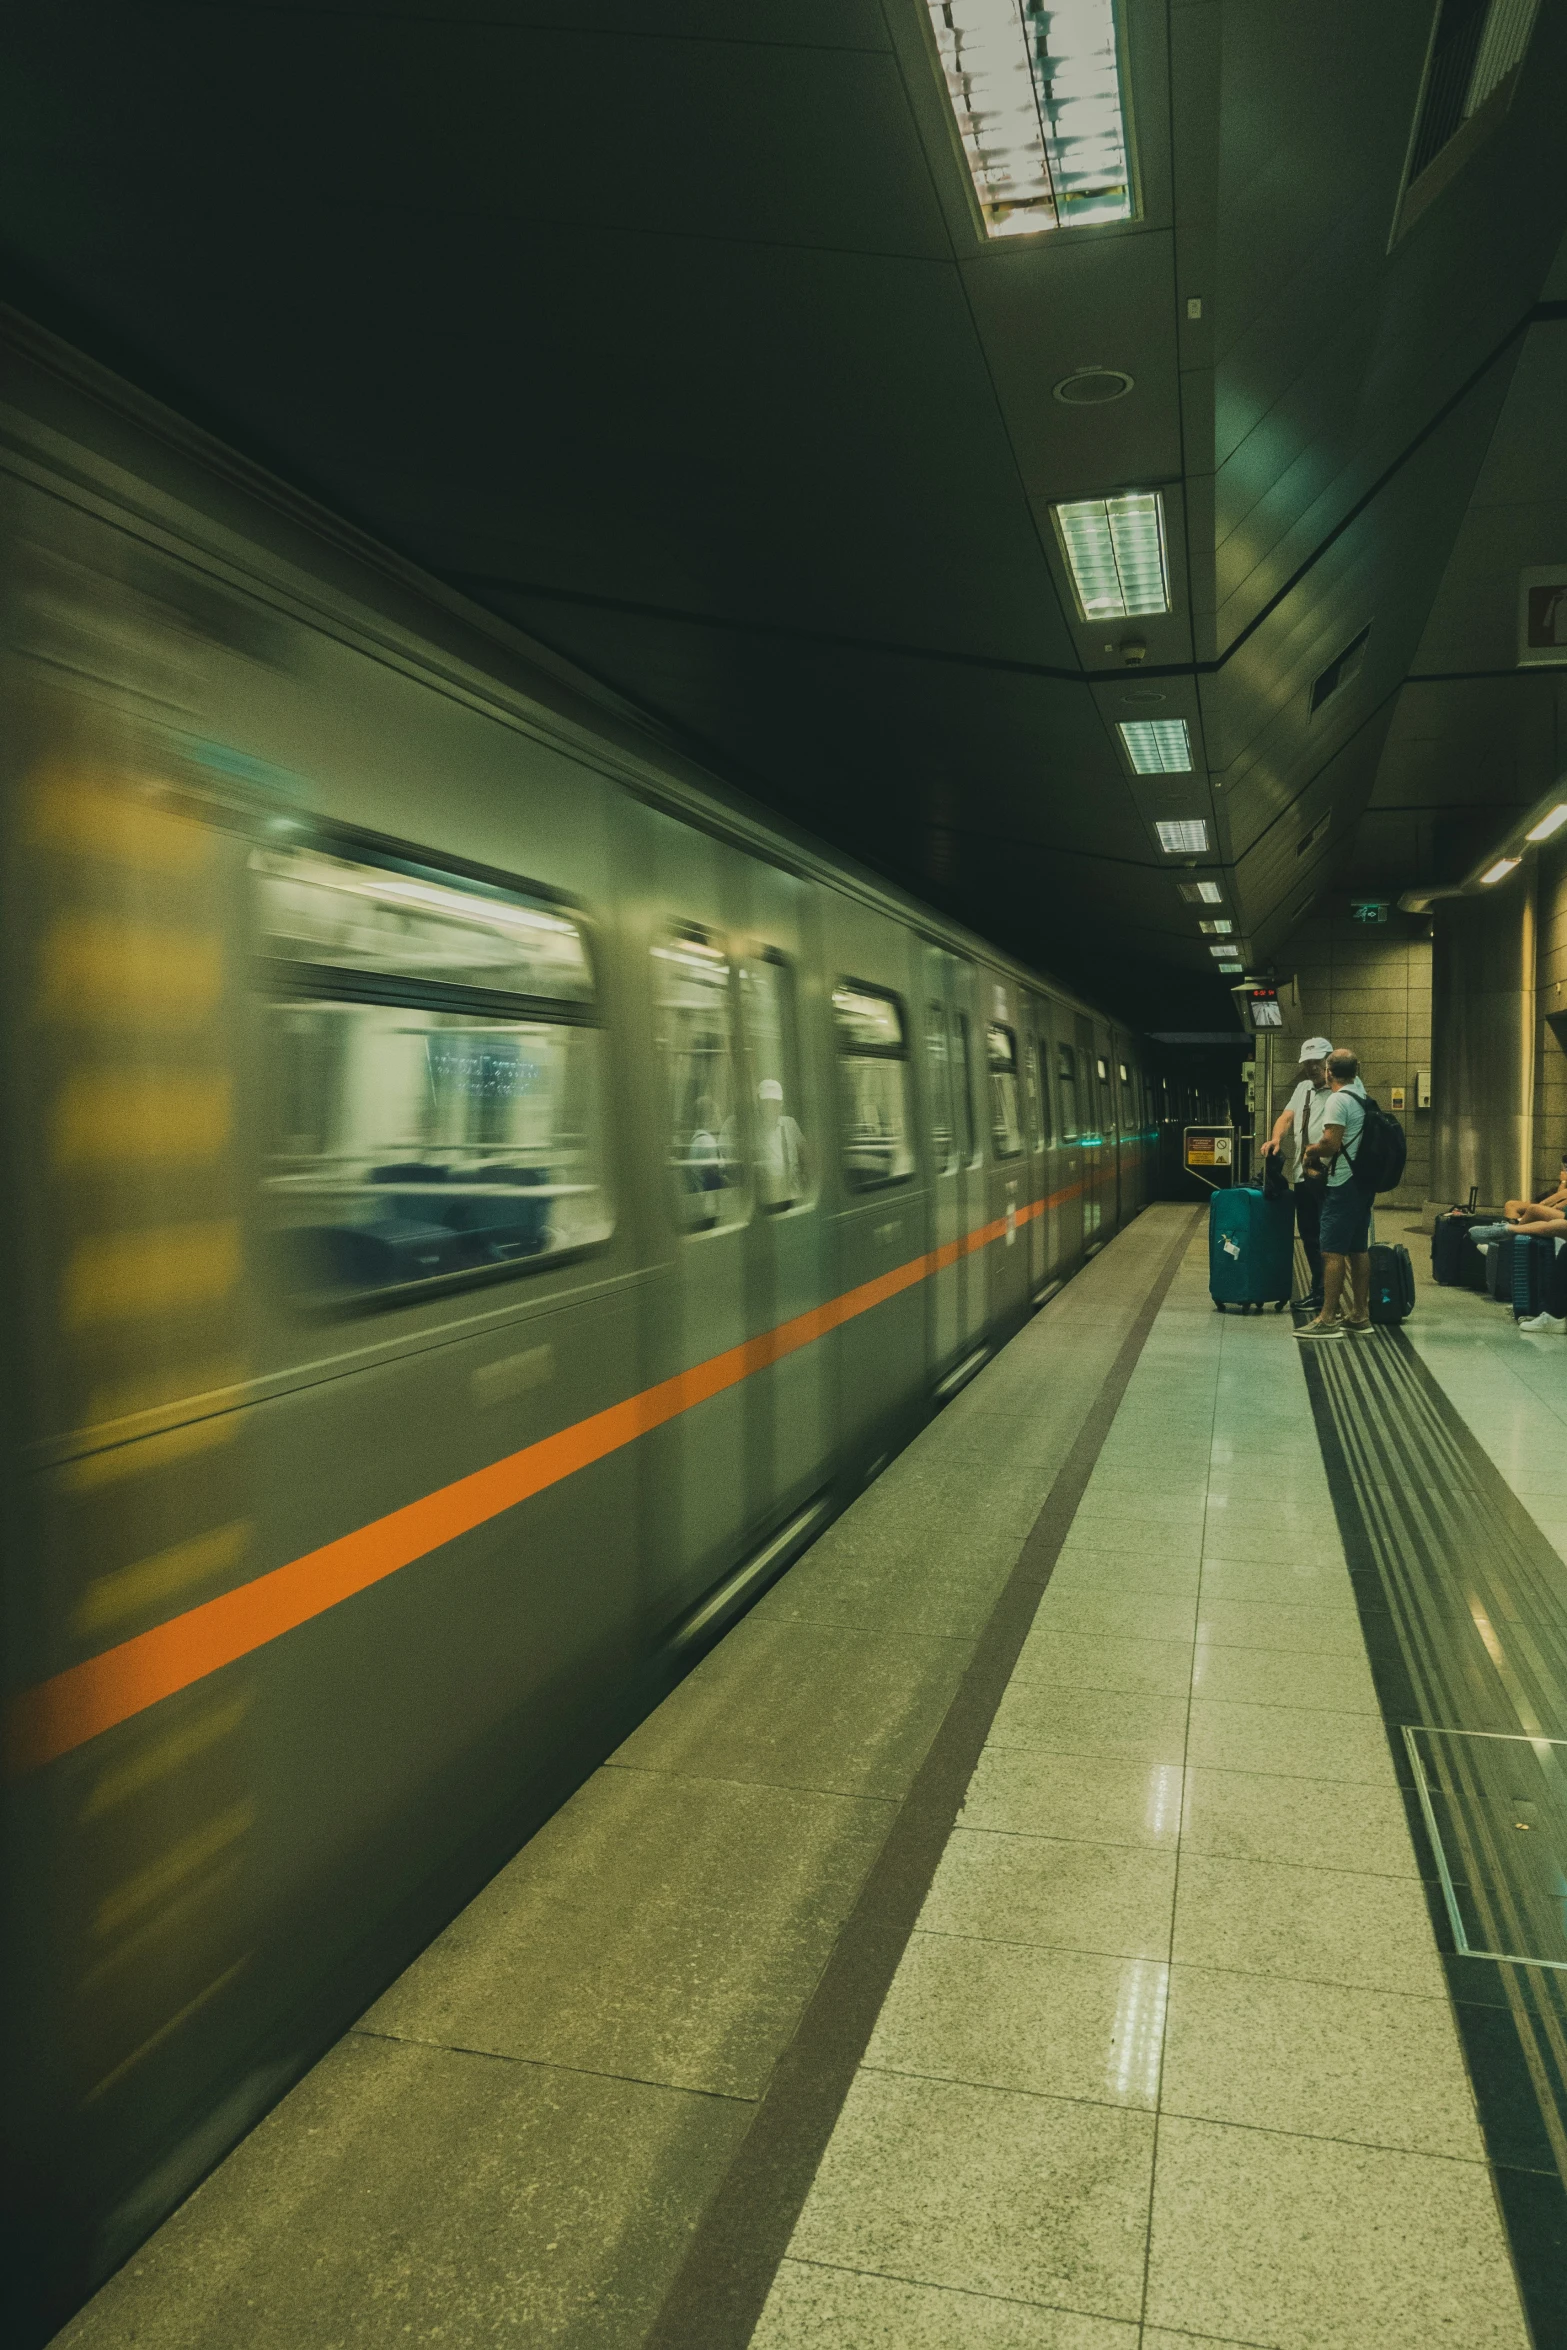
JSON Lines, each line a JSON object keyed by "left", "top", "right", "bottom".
{"left": 0, "top": 315, "right": 1209, "bottom": 2335}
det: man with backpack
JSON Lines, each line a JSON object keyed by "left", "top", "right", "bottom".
{"left": 1296, "top": 1049, "right": 1379, "bottom": 1337}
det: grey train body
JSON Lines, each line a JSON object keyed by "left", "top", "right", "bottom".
{"left": 0, "top": 321, "right": 1192, "bottom": 2337}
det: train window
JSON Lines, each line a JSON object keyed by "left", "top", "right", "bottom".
{"left": 255, "top": 843, "right": 610, "bottom": 1304}
{"left": 925, "top": 999, "right": 958, "bottom": 1175}
{"left": 1036, "top": 1038, "right": 1056, "bottom": 1147}
{"left": 1096, "top": 1055, "right": 1109, "bottom": 1083}
{"left": 1118, "top": 1061, "right": 1129, "bottom": 1085}
{"left": 1057, "top": 1043, "right": 1080, "bottom": 1143}
{"left": 654, "top": 929, "right": 748, "bottom": 1233}
{"left": 1023, "top": 1025, "right": 1044, "bottom": 1151}
{"left": 740, "top": 952, "right": 809, "bottom": 1210}
{"left": 954, "top": 1009, "right": 978, "bottom": 1162}
{"left": 833, "top": 983, "right": 915, "bottom": 1190}
{"left": 986, "top": 1024, "right": 1023, "bottom": 1158}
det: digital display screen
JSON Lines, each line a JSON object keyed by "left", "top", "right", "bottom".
{"left": 1248, "top": 993, "right": 1283, "bottom": 1030}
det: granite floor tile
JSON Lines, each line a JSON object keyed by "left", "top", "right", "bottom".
{"left": 987, "top": 1682, "right": 1188, "bottom": 1766}
{"left": 1183, "top": 1699, "right": 1396, "bottom": 1786}
{"left": 963, "top": 1748, "right": 1185, "bottom": 1847}
{"left": 788, "top": 2069, "right": 1155, "bottom": 2320}
{"left": 867, "top": 1932, "right": 1167, "bottom": 2109}
{"left": 921, "top": 1830, "right": 1177, "bottom": 1963}
{"left": 751, "top": 2261, "right": 1139, "bottom": 2348}
{"left": 610, "top": 1607, "right": 968, "bottom": 1800}
{"left": 1189, "top": 1642, "right": 1379, "bottom": 1715}
{"left": 362, "top": 1767, "right": 890, "bottom": 2097}
{"left": 1011, "top": 1629, "right": 1195, "bottom": 1698}
{"left": 1194, "top": 1555, "right": 1359, "bottom": 1608}
{"left": 1034, "top": 1590, "right": 1199, "bottom": 1644}
{"left": 1044, "top": 1553, "right": 1202, "bottom": 1602}
{"left": 1179, "top": 1766, "right": 1419, "bottom": 1877}
{"left": 1162, "top": 1965, "right": 1483, "bottom": 2156}
{"left": 1193, "top": 1597, "right": 1362, "bottom": 1654}
{"left": 1172, "top": 1853, "right": 1447, "bottom": 1998}
{"left": 1145, "top": 2115, "right": 1529, "bottom": 2349}
{"left": 57, "top": 2034, "right": 748, "bottom": 2350}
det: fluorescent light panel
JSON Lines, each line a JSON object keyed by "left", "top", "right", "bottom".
{"left": 1217, "top": 960, "right": 1243, "bottom": 973}
{"left": 1208, "top": 943, "right": 1238, "bottom": 958}
{"left": 1053, "top": 491, "right": 1169, "bottom": 619}
{"left": 924, "top": 0, "right": 1133, "bottom": 239}
{"left": 1122, "top": 718, "right": 1192, "bottom": 774}
{"left": 1480, "top": 856, "right": 1520, "bottom": 885}
{"left": 1155, "top": 817, "right": 1209, "bottom": 854}
{"left": 1198, "top": 919, "right": 1233, "bottom": 935}
{"left": 1527, "top": 804, "right": 1567, "bottom": 842}
{"left": 1178, "top": 879, "right": 1224, "bottom": 905}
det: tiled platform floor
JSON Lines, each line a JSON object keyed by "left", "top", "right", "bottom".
{"left": 755, "top": 1226, "right": 1531, "bottom": 2349}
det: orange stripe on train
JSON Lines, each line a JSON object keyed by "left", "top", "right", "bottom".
{"left": 7, "top": 1181, "right": 1093, "bottom": 1775}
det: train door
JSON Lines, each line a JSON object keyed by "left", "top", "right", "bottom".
{"left": 1075, "top": 1012, "right": 1106, "bottom": 1243}
{"left": 827, "top": 903, "right": 927, "bottom": 1464}
{"left": 981, "top": 972, "right": 1029, "bottom": 1330}
{"left": 950, "top": 956, "right": 988, "bottom": 1350}
{"left": 737, "top": 864, "right": 831, "bottom": 1537}
{"left": 1024, "top": 992, "right": 1051, "bottom": 1298}
{"left": 922, "top": 944, "right": 964, "bottom": 1378}
{"left": 641, "top": 816, "right": 754, "bottom": 1620}
{"left": 1052, "top": 1010, "right": 1088, "bottom": 1258}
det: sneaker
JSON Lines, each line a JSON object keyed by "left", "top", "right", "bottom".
{"left": 1295, "top": 1320, "right": 1343, "bottom": 1340}
{"left": 1518, "top": 1312, "right": 1567, "bottom": 1334}
{"left": 1343, "top": 1317, "right": 1373, "bottom": 1333}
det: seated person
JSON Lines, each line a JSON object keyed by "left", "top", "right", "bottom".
{"left": 1462, "top": 1154, "right": 1567, "bottom": 1245}
{"left": 1505, "top": 1151, "right": 1567, "bottom": 1223}
{"left": 1514, "top": 1213, "right": 1567, "bottom": 1333}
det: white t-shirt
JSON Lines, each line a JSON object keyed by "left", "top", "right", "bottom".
{"left": 1284, "top": 1079, "right": 1333, "bottom": 1180}
{"left": 1321, "top": 1082, "right": 1366, "bottom": 1188}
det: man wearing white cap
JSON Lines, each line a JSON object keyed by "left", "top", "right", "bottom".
{"left": 1263, "top": 1036, "right": 1336, "bottom": 1313}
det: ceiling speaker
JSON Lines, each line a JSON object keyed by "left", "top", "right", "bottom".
{"left": 1052, "top": 367, "right": 1134, "bottom": 405}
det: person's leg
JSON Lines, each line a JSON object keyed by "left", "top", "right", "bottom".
{"left": 1318, "top": 1251, "right": 1347, "bottom": 1324}
{"left": 1347, "top": 1250, "right": 1372, "bottom": 1323}
{"left": 1294, "top": 1182, "right": 1324, "bottom": 1304}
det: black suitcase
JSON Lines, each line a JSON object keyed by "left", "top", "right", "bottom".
{"left": 1486, "top": 1235, "right": 1513, "bottom": 1301}
{"left": 1368, "top": 1242, "right": 1415, "bottom": 1324}
{"left": 1431, "top": 1217, "right": 1487, "bottom": 1291}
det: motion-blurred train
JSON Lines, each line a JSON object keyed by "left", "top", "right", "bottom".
{"left": 0, "top": 314, "right": 1216, "bottom": 2335}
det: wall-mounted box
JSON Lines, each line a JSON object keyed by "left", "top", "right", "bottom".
{"left": 1416, "top": 1068, "right": 1431, "bottom": 1109}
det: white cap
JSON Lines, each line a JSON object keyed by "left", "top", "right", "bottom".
{"left": 1301, "top": 1035, "right": 1334, "bottom": 1059}
{"left": 758, "top": 1078, "right": 783, "bottom": 1101}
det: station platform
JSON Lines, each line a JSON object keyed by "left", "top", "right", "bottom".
{"left": 56, "top": 1204, "right": 1566, "bottom": 2350}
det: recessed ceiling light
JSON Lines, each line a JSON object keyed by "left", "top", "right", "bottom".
{"left": 1217, "top": 960, "right": 1243, "bottom": 973}
{"left": 1480, "top": 856, "right": 1520, "bottom": 885}
{"left": 1053, "top": 491, "right": 1170, "bottom": 620}
{"left": 1527, "top": 804, "right": 1567, "bottom": 842}
{"left": 1155, "top": 818, "right": 1209, "bottom": 854}
{"left": 1208, "top": 942, "right": 1240, "bottom": 958}
{"left": 923, "top": 0, "right": 1134, "bottom": 239}
{"left": 1123, "top": 718, "right": 1192, "bottom": 774}
{"left": 1053, "top": 366, "right": 1134, "bottom": 404}
{"left": 1199, "top": 919, "right": 1233, "bottom": 935}
{"left": 1178, "top": 880, "right": 1224, "bottom": 905}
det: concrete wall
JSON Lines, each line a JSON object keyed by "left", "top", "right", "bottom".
{"left": 1272, "top": 907, "right": 1433, "bottom": 1207}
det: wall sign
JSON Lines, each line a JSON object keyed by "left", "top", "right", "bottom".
{"left": 1519, "top": 566, "right": 1567, "bottom": 668}
{"left": 1350, "top": 899, "right": 1388, "bottom": 923}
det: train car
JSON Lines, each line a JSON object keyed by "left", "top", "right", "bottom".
{"left": 0, "top": 313, "right": 1162, "bottom": 2336}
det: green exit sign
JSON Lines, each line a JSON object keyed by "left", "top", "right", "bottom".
{"left": 1350, "top": 899, "right": 1389, "bottom": 924}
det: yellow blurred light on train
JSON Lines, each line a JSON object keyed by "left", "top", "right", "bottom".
{"left": 51, "top": 1071, "right": 233, "bottom": 1167}
{"left": 61, "top": 1219, "right": 242, "bottom": 1328}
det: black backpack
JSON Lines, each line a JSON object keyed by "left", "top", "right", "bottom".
{"left": 1348, "top": 1095, "right": 1408, "bottom": 1195}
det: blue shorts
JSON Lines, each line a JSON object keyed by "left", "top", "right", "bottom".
{"left": 1319, "top": 1181, "right": 1372, "bottom": 1255}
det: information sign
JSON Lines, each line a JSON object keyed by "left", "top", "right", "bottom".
{"left": 1184, "top": 1126, "right": 1235, "bottom": 1187}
